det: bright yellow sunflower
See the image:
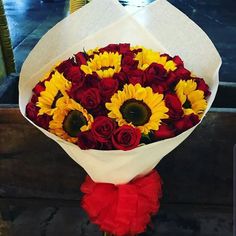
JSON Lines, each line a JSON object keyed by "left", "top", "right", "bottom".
{"left": 80, "top": 51, "right": 122, "bottom": 78}
{"left": 134, "top": 47, "right": 177, "bottom": 71}
{"left": 175, "top": 79, "right": 207, "bottom": 118}
{"left": 106, "top": 84, "right": 169, "bottom": 134}
{"left": 37, "top": 71, "right": 72, "bottom": 116}
{"left": 49, "top": 99, "right": 93, "bottom": 143}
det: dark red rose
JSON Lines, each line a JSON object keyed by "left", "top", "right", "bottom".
{"left": 91, "top": 116, "right": 117, "bottom": 143}
{"left": 112, "top": 125, "right": 141, "bottom": 151}
{"left": 121, "top": 52, "right": 138, "bottom": 72}
{"left": 195, "top": 77, "right": 211, "bottom": 97}
{"left": 26, "top": 102, "right": 51, "bottom": 129}
{"left": 119, "top": 43, "right": 130, "bottom": 54}
{"left": 99, "top": 43, "right": 130, "bottom": 54}
{"left": 77, "top": 130, "right": 98, "bottom": 150}
{"left": 98, "top": 78, "right": 119, "bottom": 102}
{"left": 100, "top": 141, "right": 114, "bottom": 150}
{"left": 128, "top": 69, "right": 145, "bottom": 86}
{"left": 64, "top": 65, "right": 85, "bottom": 82}
{"left": 26, "top": 102, "right": 39, "bottom": 121}
{"left": 89, "top": 104, "right": 109, "bottom": 117}
{"left": 99, "top": 44, "right": 119, "bottom": 53}
{"left": 84, "top": 74, "right": 100, "bottom": 88}
{"left": 145, "top": 63, "right": 167, "bottom": 83}
{"left": 153, "top": 124, "right": 175, "bottom": 140}
{"left": 165, "top": 71, "right": 179, "bottom": 86}
{"left": 144, "top": 63, "right": 167, "bottom": 92}
{"left": 174, "top": 66, "right": 191, "bottom": 79}
{"left": 80, "top": 88, "right": 101, "bottom": 110}
{"left": 172, "top": 56, "right": 184, "bottom": 67}
{"left": 56, "top": 58, "right": 74, "bottom": 74}
{"left": 74, "top": 52, "right": 87, "bottom": 65}
{"left": 174, "top": 114, "right": 200, "bottom": 133}
{"left": 113, "top": 72, "right": 128, "bottom": 87}
{"left": 165, "top": 94, "right": 183, "bottom": 120}
{"left": 36, "top": 114, "right": 51, "bottom": 130}
{"left": 32, "top": 82, "right": 45, "bottom": 96}
{"left": 31, "top": 94, "right": 39, "bottom": 104}
{"left": 68, "top": 82, "right": 85, "bottom": 102}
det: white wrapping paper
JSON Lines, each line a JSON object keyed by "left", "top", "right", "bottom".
{"left": 19, "top": 0, "right": 221, "bottom": 184}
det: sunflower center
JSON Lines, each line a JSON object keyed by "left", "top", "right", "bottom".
{"left": 63, "top": 110, "right": 87, "bottom": 137}
{"left": 183, "top": 100, "right": 191, "bottom": 109}
{"left": 120, "top": 99, "right": 151, "bottom": 126}
{"left": 51, "top": 91, "right": 63, "bottom": 109}
{"left": 100, "top": 66, "right": 115, "bottom": 71}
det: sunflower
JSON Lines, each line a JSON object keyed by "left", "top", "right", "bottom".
{"left": 49, "top": 99, "right": 93, "bottom": 143}
{"left": 106, "top": 84, "right": 169, "bottom": 134}
{"left": 37, "top": 71, "right": 72, "bottom": 116}
{"left": 80, "top": 51, "right": 122, "bottom": 78}
{"left": 175, "top": 79, "right": 207, "bottom": 118}
{"left": 134, "top": 47, "right": 176, "bottom": 72}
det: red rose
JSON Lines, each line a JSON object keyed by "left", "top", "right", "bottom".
{"left": 77, "top": 130, "right": 98, "bottom": 150}
{"left": 128, "top": 69, "right": 145, "bottom": 86}
{"left": 80, "top": 88, "right": 101, "bottom": 110}
{"left": 145, "top": 63, "right": 167, "bottom": 84}
{"left": 121, "top": 52, "right": 138, "bottom": 72}
{"left": 32, "top": 82, "right": 45, "bottom": 96}
{"left": 68, "top": 81, "right": 85, "bottom": 102}
{"left": 31, "top": 94, "right": 38, "bottom": 104}
{"left": 172, "top": 55, "right": 184, "bottom": 67}
{"left": 36, "top": 114, "right": 51, "bottom": 130}
{"left": 26, "top": 102, "right": 39, "bottom": 121}
{"left": 165, "top": 71, "right": 179, "bottom": 86}
{"left": 56, "top": 58, "right": 74, "bottom": 74}
{"left": 64, "top": 65, "right": 85, "bottom": 82}
{"left": 26, "top": 102, "right": 51, "bottom": 129}
{"left": 165, "top": 94, "right": 183, "bottom": 120}
{"left": 84, "top": 74, "right": 100, "bottom": 88}
{"left": 92, "top": 116, "right": 117, "bottom": 142}
{"left": 74, "top": 52, "right": 87, "bottom": 65}
{"left": 174, "top": 114, "right": 200, "bottom": 133}
{"left": 195, "top": 77, "right": 211, "bottom": 97}
{"left": 98, "top": 78, "right": 119, "bottom": 102}
{"left": 99, "top": 43, "right": 130, "bottom": 54}
{"left": 174, "top": 66, "right": 191, "bottom": 79}
{"left": 112, "top": 125, "right": 141, "bottom": 151}
{"left": 144, "top": 63, "right": 168, "bottom": 93}
{"left": 152, "top": 124, "right": 175, "bottom": 140}
{"left": 113, "top": 72, "right": 128, "bottom": 87}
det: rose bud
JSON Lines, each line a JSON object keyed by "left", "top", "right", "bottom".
{"left": 74, "top": 52, "right": 87, "bottom": 65}
{"left": 56, "top": 58, "right": 74, "bottom": 74}
{"left": 195, "top": 77, "right": 211, "bottom": 97}
{"left": 33, "top": 82, "right": 46, "bottom": 96}
{"left": 174, "top": 66, "right": 191, "bottom": 79}
{"left": 26, "top": 102, "right": 39, "bottom": 121}
{"left": 172, "top": 56, "right": 184, "bottom": 67}
{"left": 152, "top": 124, "right": 175, "bottom": 140}
{"left": 80, "top": 88, "right": 101, "bottom": 110}
{"left": 36, "top": 114, "right": 51, "bottom": 130}
{"left": 112, "top": 125, "right": 141, "bottom": 151}
{"left": 91, "top": 116, "right": 117, "bottom": 143}
{"left": 77, "top": 130, "right": 98, "bottom": 150}
{"left": 128, "top": 69, "right": 145, "bottom": 86}
{"left": 98, "top": 78, "right": 119, "bottom": 102}
{"left": 174, "top": 114, "right": 200, "bottom": 133}
{"left": 165, "top": 94, "right": 183, "bottom": 120}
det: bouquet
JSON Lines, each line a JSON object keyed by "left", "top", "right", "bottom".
{"left": 19, "top": 0, "right": 221, "bottom": 235}
{"left": 26, "top": 44, "right": 210, "bottom": 151}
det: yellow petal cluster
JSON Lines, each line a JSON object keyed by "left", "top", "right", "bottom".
{"left": 49, "top": 99, "right": 93, "bottom": 143}
{"left": 106, "top": 84, "right": 169, "bottom": 134}
{"left": 134, "top": 47, "right": 176, "bottom": 71}
{"left": 37, "top": 71, "right": 72, "bottom": 115}
{"left": 175, "top": 79, "right": 207, "bottom": 118}
{"left": 81, "top": 51, "right": 122, "bottom": 78}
